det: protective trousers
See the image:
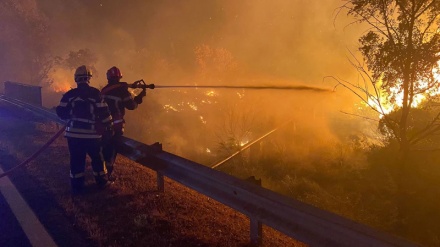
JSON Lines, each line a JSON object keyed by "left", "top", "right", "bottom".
{"left": 102, "top": 133, "right": 123, "bottom": 176}
{"left": 67, "top": 138, "right": 107, "bottom": 192}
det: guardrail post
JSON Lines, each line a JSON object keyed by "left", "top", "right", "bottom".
{"left": 246, "top": 176, "right": 263, "bottom": 246}
{"left": 157, "top": 171, "right": 164, "bottom": 192}
{"left": 250, "top": 216, "right": 262, "bottom": 246}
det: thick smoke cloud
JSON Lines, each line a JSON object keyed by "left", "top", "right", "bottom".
{"left": 2, "top": 0, "right": 374, "bottom": 161}
{"left": 38, "top": 0, "right": 363, "bottom": 85}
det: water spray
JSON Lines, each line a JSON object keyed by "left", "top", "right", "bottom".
{"left": 155, "top": 85, "right": 333, "bottom": 92}
{"left": 210, "top": 127, "right": 278, "bottom": 169}
{"left": 210, "top": 120, "right": 292, "bottom": 169}
{"left": 128, "top": 80, "right": 333, "bottom": 92}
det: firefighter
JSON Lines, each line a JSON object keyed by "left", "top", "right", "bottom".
{"left": 56, "top": 65, "right": 113, "bottom": 194}
{"left": 101, "top": 66, "right": 146, "bottom": 180}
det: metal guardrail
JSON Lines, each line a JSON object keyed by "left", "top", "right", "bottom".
{"left": 0, "top": 95, "right": 418, "bottom": 247}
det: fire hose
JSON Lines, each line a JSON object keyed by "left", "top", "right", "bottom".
{"left": 0, "top": 125, "right": 66, "bottom": 179}
{"left": 128, "top": 79, "right": 333, "bottom": 92}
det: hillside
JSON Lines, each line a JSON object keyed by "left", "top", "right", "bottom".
{"left": 0, "top": 102, "right": 304, "bottom": 247}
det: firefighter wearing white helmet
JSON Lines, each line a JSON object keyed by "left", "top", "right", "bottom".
{"left": 56, "top": 65, "right": 114, "bottom": 195}
{"left": 74, "top": 65, "right": 93, "bottom": 82}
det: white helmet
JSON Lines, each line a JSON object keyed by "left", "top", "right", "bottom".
{"left": 74, "top": 65, "right": 93, "bottom": 83}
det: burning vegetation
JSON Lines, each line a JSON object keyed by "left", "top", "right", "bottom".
{"left": 1, "top": 0, "right": 440, "bottom": 246}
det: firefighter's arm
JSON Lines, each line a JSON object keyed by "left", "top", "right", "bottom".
{"left": 56, "top": 95, "right": 72, "bottom": 120}
{"left": 96, "top": 99, "right": 113, "bottom": 129}
{"left": 133, "top": 89, "right": 146, "bottom": 104}
{"left": 122, "top": 89, "right": 139, "bottom": 110}
{"left": 96, "top": 98, "right": 114, "bottom": 141}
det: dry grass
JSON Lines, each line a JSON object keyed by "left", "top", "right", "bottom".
{"left": 0, "top": 103, "right": 305, "bottom": 247}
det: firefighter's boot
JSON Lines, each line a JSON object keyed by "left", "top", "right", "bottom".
{"left": 106, "top": 160, "right": 116, "bottom": 182}
{"left": 71, "top": 177, "right": 85, "bottom": 195}
{"left": 95, "top": 175, "right": 108, "bottom": 189}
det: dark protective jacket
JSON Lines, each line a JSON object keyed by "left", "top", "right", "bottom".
{"left": 101, "top": 82, "right": 138, "bottom": 134}
{"left": 56, "top": 83, "right": 113, "bottom": 138}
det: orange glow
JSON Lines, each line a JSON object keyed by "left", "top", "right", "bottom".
{"left": 50, "top": 82, "right": 72, "bottom": 93}
{"left": 369, "top": 63, "right": 440, "bottom": 115}
{"left": 48, "top": 67, "right": 75, "bottom": 93}
{"left": 240, "top": 137, "right": 250, "bottom": 147}
{"left": 205, "top": 90, "right": 217, "bottom": 97}
{"left": 199, "top": 116, "right": 206, "bottom": 124}
{"left": 187, "top": 102, "right": 198, "bottom": 111}
{"left": 163, "top": 104, "right": 179, "bottom": 112}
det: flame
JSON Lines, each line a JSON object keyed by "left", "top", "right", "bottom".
{"left": 187, "top": 102, "right": 198, "bottom": 111}
{"left": 369, "top": 63, "right": 440, "bottom": 115}
{"left": 205, "top": 90, "right": 217, "bottom": 97}
{"left": 163, "top": 104, "right": 179, "bottom": 112}
{"left": 50, "top": 82, "right": 72, "bottom": 93}
{"left": 48, "top": 68, "right": 75, "bottom": 93}
{"left": 199, "top": 115, "right": 207, "bottom": 124}
{"left": 240, "top": 137, "right": 249, "bottom": 147}
{"left": 201, "top": 99, "right": 214, "bottom": 104}
{"left": 368, "top": 83, "right": 427, "bottom": 115}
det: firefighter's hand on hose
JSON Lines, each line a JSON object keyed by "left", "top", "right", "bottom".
{"left": 134, "top": 89, "right": 146, "bottom": 104}
{"left": 139, "top": 88, "right": 147, "bottom": 97}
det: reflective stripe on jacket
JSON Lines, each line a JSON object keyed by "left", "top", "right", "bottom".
{"left": 56, "top": 83, "right": 113, "bottom": 139}
{"left": 101, "top": 82, "right": 138, "bottom": 134}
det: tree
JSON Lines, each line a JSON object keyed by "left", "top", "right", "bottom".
{"left": 194, "top": 44, "right": 238, "bottom": 84}
{"left": 0, "top": 0, "right": 55, "bottom": 85}
{"left": 63, "top": 49, "right": 99, "bottom": 77}
{"left": 336, "top": 0, "right": 440, "bottom": 236}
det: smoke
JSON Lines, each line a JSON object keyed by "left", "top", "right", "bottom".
{"left": 2, "top": 0, "right": 375, "bottom": 162}
{"left": 39, "top": 0, "right": 363, "bottom": 83}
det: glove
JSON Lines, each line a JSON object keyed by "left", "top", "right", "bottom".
{"left": 134, "top": 89, "right": 146, "bottom": 104}
{"left": 139, "top": 88, "right": 147, "bottom": 97}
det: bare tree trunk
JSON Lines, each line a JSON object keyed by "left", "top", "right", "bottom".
{"left": 395, "top": 63, "right": 413, "bottom": 235}
{"left": 395, "top": 140, "right": 411, "bottom": 236}
{"left": 395, "top": 55, "right": 413, "bottom": 235}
